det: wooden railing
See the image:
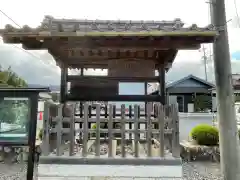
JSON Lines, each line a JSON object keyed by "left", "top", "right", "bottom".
{"left": 40, "top": 102, "right": 180, "bottom": 165}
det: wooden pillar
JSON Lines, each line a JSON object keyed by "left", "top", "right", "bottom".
{"left": 144, "top": 82, "right": 148, "bottom": 133}
{"left": 60, "top": 65, "right": 68, "bottom": 103}
{"left": 159, "top": 67, "right": 166, "bottom": 105}
{"left": 80, "top": 68, "right": 84, "bottom": 76}
{"left": 80, "top": 68, "right": 84, "bottom": 117}
{"left": 144, "top": 82, "right": 147, "bottom": 115}
{"left": 155, "top": 67, "right": 166, "bottom": 129}
{"left": 79, "top": 68, "right": 84, "bottom": 135}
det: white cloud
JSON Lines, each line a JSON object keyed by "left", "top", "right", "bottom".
{"left": 0, "top": 0, "right": 210, "bottom": 27}
{"left": 0, "top": 0, "right": 240, "bottom": 84}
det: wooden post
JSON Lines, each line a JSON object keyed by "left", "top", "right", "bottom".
{"left": 171, "top": 104, "right": 180, "bottom": 158}
{"left": 155, "top": 67, "right": 166, "bottom": 130}
{"left": 120, "top": 104, "right": 126, "bottom": 158}
{"left": 159, "top": 67, "right": 166, "bottom": 105}
{"left": 56, "top": 104, "right": 63, "bottom": 156}
{"left": 144, "top": 82, "right": 148, "bottom": 135}
{"left": 82, "top": 103, "right": 89, "bottom": 157}
{"left": 42, "top": 101, "right": 50, "bottom": 155}
{"left": 134, "top": 105, "right": 139, "bottom": 157}
{"left": 158, "top": 104, "right": 165, "bottom": 157}
{"left": 69, "top": 104, "right": 75, "bottom": 156}
{"left": 60, "top": 65, "right": 67, "bottom": 103}
{"left": 108, "top": 104, "right": 114, "bottom": 157}
{"left": 79, "top": 68, "right": 84, "bottom": 143}
{"left": 95, "top": 104, "right": 101, "bottom": 157}
{"left": 146, "top": 103, "right": 152, "bottom": 157}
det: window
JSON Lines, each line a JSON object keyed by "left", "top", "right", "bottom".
{"left": 0, "top": 97, "right": 30, "bottom": 141}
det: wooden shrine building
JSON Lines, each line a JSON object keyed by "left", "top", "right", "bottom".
{"left": 0, "top": 16, "right": 218, "bottom": 105}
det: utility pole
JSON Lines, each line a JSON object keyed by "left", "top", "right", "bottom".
{"left": 210, "top": 0, "right": 240, "bottom": 179}
{"left": 202, "top": 45, "right": 208, "bottom": 81}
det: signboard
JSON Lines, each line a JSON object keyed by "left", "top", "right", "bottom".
{"left": 108, "top": 59, "right": 155, "bottom": 77}
{"left": 0, "top": 97, "right": 30, "bottom": 140}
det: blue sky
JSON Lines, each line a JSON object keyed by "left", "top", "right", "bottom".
{"left": 232, "top": 51, "right": 240, "bottom": 60}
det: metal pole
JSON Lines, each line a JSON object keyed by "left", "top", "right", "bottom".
{"left": 210, "top": 0, "right": 240, "bottom": 179}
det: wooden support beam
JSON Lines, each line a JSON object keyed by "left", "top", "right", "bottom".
{"left": 18, "top": 39, "right": 201, "bottom": 50}
{"left": 67, "top": 94, "right": 164, "bottom": 102}
{"left": 65, "top": 57, "right": 158, "bottom": 64}
{"left": 67, "top": 75, "right": 159, "bottom": 83}
{"left": 58, "top": 43, "right": 200, "bottom": 51}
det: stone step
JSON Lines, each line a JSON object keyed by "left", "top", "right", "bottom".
{"left": 38, "top": 164, "right": 182, "bottom": 179}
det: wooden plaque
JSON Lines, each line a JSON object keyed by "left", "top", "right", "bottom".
{"left": 70, "top": 81, "right": 118, "bottom": 97}
{"left": 108, "top": 59, "right": 155, "bottom": 77}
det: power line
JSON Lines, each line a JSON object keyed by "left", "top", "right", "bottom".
{"left": 0, "top": 9, "right": 55, "bottom": 69}
{"left": 0, "top": 36, "right": 50, "bottom": 68}
{"left": 0, "top": 9, "right": 21, "bottom": 28}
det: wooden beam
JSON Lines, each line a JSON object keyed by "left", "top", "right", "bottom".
{"left": 58, "top": 59, "right": 170, "bottom": 69}
{"left": 67, "top": 75, "right": 159, "bottom": 82}
{"left": 56, "top": 42, "right": 200, "bottom": 51}
{"left": 64, "top": 56, "right": 159, "bottom": 62}
{"left": 67, "top": 94, "right": 163, "bottom": 102}
{"left": 44, "top": 35, "right": 213, "bottom": 46}
{"left": 67, "top": 64, "right": 109, "bottom": 69}
{"left": 18, "top": 38, "right": 201, "bottom": 50}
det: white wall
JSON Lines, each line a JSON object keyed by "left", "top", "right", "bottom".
{"left": 212, "top": 96, "right": 217, "bottom": 111}
{"left": 168, "top": 95, "right": 177, "bottom": 104}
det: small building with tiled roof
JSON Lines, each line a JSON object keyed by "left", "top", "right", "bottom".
{"left": 150, "top": 74, "right": 215, "bottom": 112}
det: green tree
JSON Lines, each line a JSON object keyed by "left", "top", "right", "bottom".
{"left": 0, "top": 66, "right": 28, "bottom": 126}
{"left": 0, "top": 66, "right": 27, "bottom": 87}
{"left": 193, "top": 95, "right": 212, "bottom": 112}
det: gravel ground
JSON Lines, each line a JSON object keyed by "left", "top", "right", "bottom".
{"left": 0, "top": 161, "right": 223, "bottom": 180}
{"left": 182, "top": 162, "right": 223, "bottom": 180}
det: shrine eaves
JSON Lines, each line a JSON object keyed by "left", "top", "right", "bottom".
{"left": 0, "top": 16, "right": 218, "bottom": 72}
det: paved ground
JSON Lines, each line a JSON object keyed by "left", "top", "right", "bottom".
{"left": 0, "top": 161, "right": 223, "bottom": 180}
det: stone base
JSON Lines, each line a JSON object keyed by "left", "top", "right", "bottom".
{"left": 38, "top": 164, "right": 182, "bottom": 179}
{"left": 180, "top": 140, "right": 220, "bottom": 162}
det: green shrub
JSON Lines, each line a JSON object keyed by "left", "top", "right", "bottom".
{"left": 190, "top": 124, "right": 219, "bottom": 146}
{"left": 91, "top": 124, "right": 96, "bottom": 129}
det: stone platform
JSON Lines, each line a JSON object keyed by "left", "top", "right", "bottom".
{"left": 180, "top": 140, "right": 220, "bottom": 162}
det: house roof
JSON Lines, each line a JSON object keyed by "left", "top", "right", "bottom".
{"left": 211, "top": 74, "right": 240, "bottom": 90}
{"left": 149, "top": 74, "right": 215, "bottom": 95}
{"left": 166, "top": 74, "right": 215, "bottom": 89}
